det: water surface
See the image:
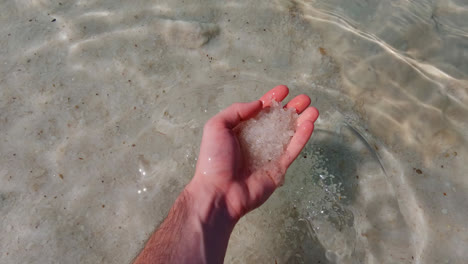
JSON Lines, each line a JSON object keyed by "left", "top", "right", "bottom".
{"left": 1, "top": 0, "right": 468, "bottom": 263}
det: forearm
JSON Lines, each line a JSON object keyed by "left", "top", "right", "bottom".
{"left": 133, "top": 182, "right": 237, "bottom": 264}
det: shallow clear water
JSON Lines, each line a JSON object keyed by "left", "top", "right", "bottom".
{"left": 1, "top": 0, "right": 468, "bottom": 263}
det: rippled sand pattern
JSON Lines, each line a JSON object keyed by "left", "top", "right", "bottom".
{"left": 1, "top": 0, "right": 467, "bottom": 263}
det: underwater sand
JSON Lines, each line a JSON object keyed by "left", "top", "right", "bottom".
{"left": 1, "top": 0, "right": 468, "bottom": 263}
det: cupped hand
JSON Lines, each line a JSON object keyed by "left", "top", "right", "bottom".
{"left": 186, "top": 85, "right": 319, "bottom": 222}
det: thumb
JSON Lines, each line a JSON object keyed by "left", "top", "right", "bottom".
{"left": 212, "top": 100, "right": 262, "bottom": 129}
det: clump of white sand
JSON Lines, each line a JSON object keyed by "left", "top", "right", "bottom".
{"left": 235, "top": 100, "right": 298, "bottom": 171}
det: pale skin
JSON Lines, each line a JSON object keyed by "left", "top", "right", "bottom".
{"left": 133, "top": 85, "right": 319, "bottom": 264}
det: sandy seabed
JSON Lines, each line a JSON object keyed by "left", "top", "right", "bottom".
{"left": 1, "top": 0, "right": 468, "bottom": 263}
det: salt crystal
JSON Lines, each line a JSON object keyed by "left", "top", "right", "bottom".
{"left": 235, "top": 100, "right": 298, "bottom": 171}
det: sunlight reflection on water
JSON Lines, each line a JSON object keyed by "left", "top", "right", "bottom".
{"left": 1, "top": 0, "right": 468, "bottom": 263}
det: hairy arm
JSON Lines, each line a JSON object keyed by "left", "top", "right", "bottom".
{"left": 133, "top": 184, "right": 236, "bottom": 264}
{"left": 133, "top": 85, "right": 318, "bottom": 264}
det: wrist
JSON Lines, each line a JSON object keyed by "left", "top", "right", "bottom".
{"left": 184, "top": 180, "right": 238, "bottom": 229}
{"left": 182, "top": 180, "right": 237, "bottom": 263}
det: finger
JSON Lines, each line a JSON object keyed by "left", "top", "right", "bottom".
{"left": 296, "top": 106, "right": 319, "bottom": 125}
{"left": 259, "top": 85, "right": 289, "bottom": 107}
{"left": 211, "top": 100, "right": 262, "bottom": 129}
{"left": 284, "top": 94, "right": 311, "bottom": 114}
{"left": 279, "top": 120, "right": 314, "bottom": 169}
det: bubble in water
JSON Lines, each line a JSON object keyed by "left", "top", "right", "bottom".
{"left": 284, "top": 126, "right": 362, "bottom": 263}
{"left": 137, "top": 187, "right": 148, "bottom": 194}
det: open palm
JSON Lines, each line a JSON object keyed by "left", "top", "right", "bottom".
{"left": 187, "top": 85, "right": 319, "bottom": 221}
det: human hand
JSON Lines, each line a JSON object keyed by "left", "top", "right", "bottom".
{"left": 134, "top": 85, "right": 318, "bottom": 264}
{"left": 186, "top": 85, "right": 319, "bottom": 223}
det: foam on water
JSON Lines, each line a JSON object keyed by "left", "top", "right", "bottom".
{"left": 235, "top": 100, "right": 298, "bottom": 171}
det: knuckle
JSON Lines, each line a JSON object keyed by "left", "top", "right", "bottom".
{"left": 204, "top": 119, "right": 215, "bottom": 130}
{"left": 203, "top": 118, "right": 222, "bottom": 132}
{"left": 231, "top": 102, "right": 242, "bottom": 111}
